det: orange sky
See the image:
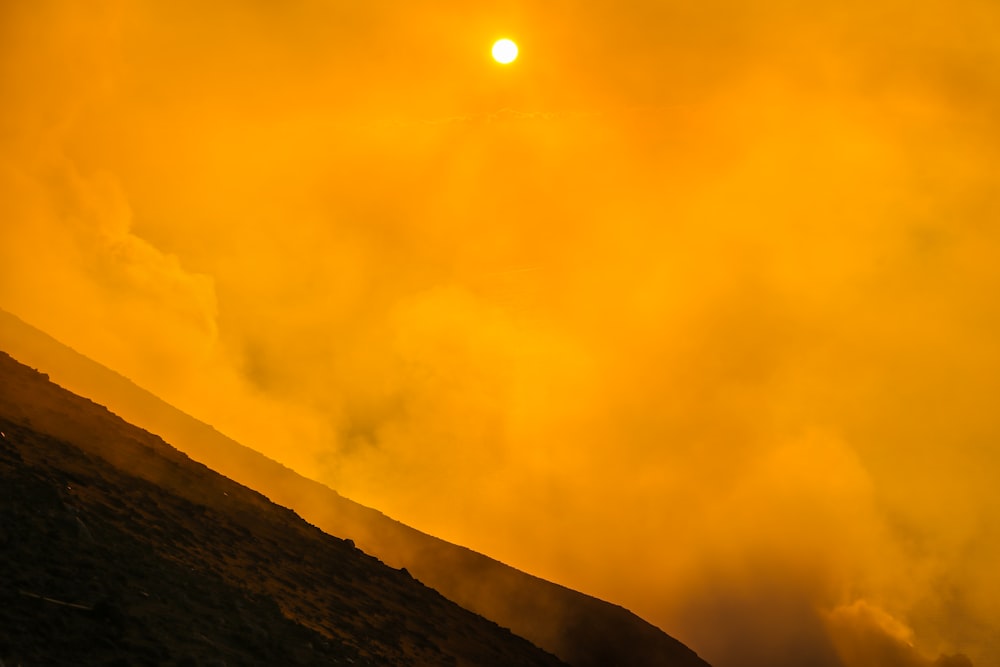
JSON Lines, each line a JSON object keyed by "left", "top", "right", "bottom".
{"left": 2, "top": 2, "right": 999, "bottom": 665}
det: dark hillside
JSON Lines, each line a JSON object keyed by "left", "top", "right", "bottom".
{"left": 0, "top": 351, "right": 566, "bottom": 666}
{"left": 0, "top": 308, "right": 710, "bottom": 667}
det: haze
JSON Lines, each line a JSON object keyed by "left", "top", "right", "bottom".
{"left": 2, "top": 2, "right": 998, "bottom": 665}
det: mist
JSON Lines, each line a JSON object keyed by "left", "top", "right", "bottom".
{"left": 2, "top": 1, "right": 998, "bottom": 665}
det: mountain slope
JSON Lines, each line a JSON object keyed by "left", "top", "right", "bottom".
{"left": 0, "top": 350, "right": 567, "bottom": 666}
{"left": 0, "top": 308, "right": 710, "bottom": 667}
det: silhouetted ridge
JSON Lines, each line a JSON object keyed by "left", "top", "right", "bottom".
{"left": 0, "top": 351, "right": 566, "bottom": 666}
{"left": 0, "top": 307, "right": 711, "bottom": 667}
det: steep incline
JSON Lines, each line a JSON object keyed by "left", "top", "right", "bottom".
{"left": 0, "top": 308, "right": 710, "bottom": 667}
{"left": 0, "top": 351, "right": 566, "bottom": 666}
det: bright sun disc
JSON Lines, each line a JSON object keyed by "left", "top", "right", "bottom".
{"left": 492, "top": 39, "right": 518, "bottom": 64}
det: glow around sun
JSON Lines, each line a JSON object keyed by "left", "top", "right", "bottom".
{"left": 492, "top": 39, "right": 518, "bottom": 64}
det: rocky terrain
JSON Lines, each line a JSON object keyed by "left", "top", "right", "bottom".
{"left": 0, "top": 351, "right": 567, "bottom": 666}
{"left": 0, "top": 308, "right": 710, "bottom": 667}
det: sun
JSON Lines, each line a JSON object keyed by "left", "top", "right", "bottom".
{"left": 491, "top": 38, "right": 518, "bottom": 65}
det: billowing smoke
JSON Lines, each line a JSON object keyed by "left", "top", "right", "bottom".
{"left": 2, "top": 2, "right": 997, "bottom": 665}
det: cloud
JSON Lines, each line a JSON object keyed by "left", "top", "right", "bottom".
{"left": 3, "top": 1, "right": 999, "bottom": 665}
{"left": 826, "top": 600, "right": 974, "bottom": 667}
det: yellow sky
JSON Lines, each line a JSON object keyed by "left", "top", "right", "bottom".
{"left": 2, "top": 2, "right": 999, "bottom": 665}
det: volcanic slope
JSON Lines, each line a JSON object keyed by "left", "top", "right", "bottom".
{"left": 0, "top": 351, "right": 568, "bottom": 666}
{"left": 0, "top": 307, "right": 711, "bottom": 667}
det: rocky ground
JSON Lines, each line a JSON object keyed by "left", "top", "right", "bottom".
{"left": 0, "top": 309, "right": 712, "bottom": 667}
{"left": 0, "top": 351, "right": 566, "bottom": 666}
